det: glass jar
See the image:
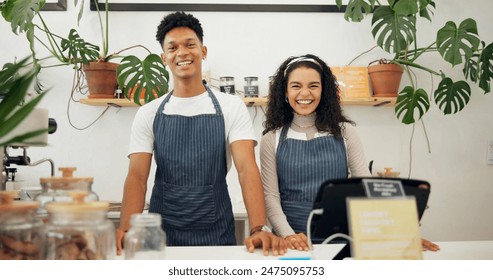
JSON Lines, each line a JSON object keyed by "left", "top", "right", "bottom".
{"left": 124, "top": 213, "right": 166, "bottom": 260}
{"left": 244, "top": 76, "right": 259, "bottom": 97}
{"left": 40, "top": 192, "right": 115, "bottom": 260}
{"left": 35, "top": 167, "right": 98, "bottom": 219}
{"left": 220, "top": 76, "right": 235, "bottom": 95}
{"left": 0, "top": 191, "right": 42, "bottom": 260}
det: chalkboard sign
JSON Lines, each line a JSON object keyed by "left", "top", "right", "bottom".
{"left": 363, "top": 178, "right": 405, "bottom": 198}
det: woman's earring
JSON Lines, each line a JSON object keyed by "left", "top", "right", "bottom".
{"left": 285, "top": 96, "right": 289, "bottom": 103}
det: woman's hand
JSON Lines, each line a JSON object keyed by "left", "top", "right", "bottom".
{"left": 422, "top": 238, "right": 440, "bottom": 252}
{"left": 285, "top": 233, "right": 309, "bottom": 251}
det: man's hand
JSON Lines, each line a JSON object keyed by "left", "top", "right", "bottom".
{"left": 116, "top": 228, "right": 126, "bottom": 256}
{"left": 244, "top": 231, "right": 288, "bottom": 256}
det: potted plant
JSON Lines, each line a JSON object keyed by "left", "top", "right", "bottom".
{"left": 367, "top": 58, "right": 404, "bottom": 98}
{"left": 0, "top": 0, "right": 169, "bottom": 105}
{"left": 0, "top": 57, "right": 49, "bottom": 189}
{"left": 337, "top": 0, "right": 493, "bottom": 124}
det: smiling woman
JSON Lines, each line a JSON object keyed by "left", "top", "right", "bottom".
{"left": 285, "top": 65, "right": 323, "bottom": 116}
{"left": 261, "top": 54, "right": 371, "bottom": 253}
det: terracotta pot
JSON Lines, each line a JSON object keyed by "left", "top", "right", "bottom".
{"left": 82, "top": 62, "right": 119, "bottom": 99}
{"left": 368, "top": 62, "right": 403, "bottom": 97}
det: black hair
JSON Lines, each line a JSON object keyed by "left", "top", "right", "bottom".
{"left": 156, "top": 11, "right": 204, "bottom": 46}
{"left": 262, "top": 54, "right": 354, "bottom": 138}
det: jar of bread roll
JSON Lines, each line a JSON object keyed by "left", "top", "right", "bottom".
{"left": 40, "top": 191, "right": 115, "bottom": 260}
{"left": 0, "top": 191, "right": 42, "bottom": 260}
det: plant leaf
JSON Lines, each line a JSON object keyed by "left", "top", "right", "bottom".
{"left": 477, "top": 42, "right": 493, "bottom": 93}
{"left": 75, "top": 0, "right": 85, "bottom": 24}
{"left": 0, "top": 57, "right": 48, "bottom": 146}
{"left": 437, "top": 18, "right": 481, "bottom": 66}
{"left": 0, "top": 57, "right": 30, "bottom": 94}
{"left": 463, "top": 53, "right": 480, "bottom": 83}
{"left": 395, "top": 86, "right": 430, "bottom": 124}
{"left": 434, "top": 78, "right": 471, "bottom": 115}
{"left": 116, "top": 54, "right": 169, "bottom": 106}
{"left": 392, "top": 0, "right": 418, "bottom": 15}
{"left": 336, "top": 0, "right": 343, "bottom": 9}
{"left": 0, "top": 83, "right": 44, "bottom": 137}
{"left": 2, "top": 0, "right": 43, "bottom": 34}
{"left": 418, "top": 0, "right": 435, "bottom": 21}
{"left": 0, "top": 128, "right": 48, "bottom": 147}
{"left": 371, "top": 6, "right": 416, "bottom": 55}
{"left": 0, "top": 60, "right": 36, "bottom": 124}
{"left": 61, "top": 29, "right": 100, "bottom": 64}
{"left": 342, "top": 0, "right": 374, "bottom": 22}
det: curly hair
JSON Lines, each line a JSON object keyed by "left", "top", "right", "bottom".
{"left": 156, "top": 11, "right": 204, "bottom": 46}
{"left": 263, "top": 54, "right": 354, "bottom": 138}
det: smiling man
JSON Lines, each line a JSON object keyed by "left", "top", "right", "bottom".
{"left": 116, "top": 11, "right": 286, "bottom": 257}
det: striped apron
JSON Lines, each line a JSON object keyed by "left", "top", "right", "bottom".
{"left": 276, "top": 125, "right": 348, "bottom": 233}
{"left": 149, "top": 86, "right": 236, "bottom": 246}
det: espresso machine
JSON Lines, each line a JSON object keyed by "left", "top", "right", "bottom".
{"left": 0, "top": 108, "right": 57, "bottom": 197}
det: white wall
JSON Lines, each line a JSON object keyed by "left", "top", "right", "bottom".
{"left": 2, "top": 0, "right": 492, "bottom": 242}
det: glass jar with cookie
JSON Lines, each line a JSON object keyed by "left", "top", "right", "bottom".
{"left": 0, "top": 191, "right": 42, "bottom": 260}
{"left": 40, "top": 191, "right": 115, "bottom": 260}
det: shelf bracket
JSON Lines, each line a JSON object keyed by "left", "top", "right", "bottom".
{"left": 107, "top": 103, "right": 122, "bottom": 108}
{"left": 373, "top": 101, "right": 391, "bottom": 107}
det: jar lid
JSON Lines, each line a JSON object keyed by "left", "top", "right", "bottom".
{"left": 244, "top": 76, "right": 258, "bottom": 80}
{"left": 45, "top": 191, "right": 108, "bottom": 213}
{"left": 0, "top": 191, "right": 38, "bottom": 212}
{"left": 40, "top": 167, "right": 93, "bottom": 189}
{"left": 130, "top": 213, "right": 162, "bottom": 227}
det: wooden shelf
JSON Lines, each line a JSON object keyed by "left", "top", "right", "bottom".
{"left": 243, "top": 97, "right": 267, "bottom": 106}
{"left": 243, "top": 97, "right": 396, "bottom": 107}
{"left": 80, "top": 96, "right": 396, "bottom": 108}
{"left": 79, "top": 97, "right": 269, "bottom": 107}
{"left": 242, "top": 97, "right": 396, "bottom": 107}
{"left": 342, "top": 97, "right": 396, "bottom": 107}
{"left": 80, "top": 98, "right": 140, "bottom": 107}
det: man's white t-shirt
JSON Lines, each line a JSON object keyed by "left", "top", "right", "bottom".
{"left": 128, "top": 89, "right": 256, "bottom": 171}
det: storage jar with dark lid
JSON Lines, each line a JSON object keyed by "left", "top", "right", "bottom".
{"left": 40, "top": 191, "right": 115, "bottom": 260}
{"left": 35, "top": 167, "right": 99, "bottom": 218}
{"left": 0, "top": 191, "right": 42, "bottom": 260}
{"left": 243, "top": 76, "right": 259, "bottom": 97}
{"left": 219, "top": 76, "right": 235, "bottom": 95}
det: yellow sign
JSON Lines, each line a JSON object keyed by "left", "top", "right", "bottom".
{"left": 331, "top": 66, "right": 371, "bottom": 100}
{"left": 348, "top": 198, "right": 423, "bottom": 260}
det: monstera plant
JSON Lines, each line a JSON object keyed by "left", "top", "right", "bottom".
{"left": 337, "top": 0, "right": 493, "bottom": 124}
{"left": 0, "top": 0, "right": 169, "bottom": 105}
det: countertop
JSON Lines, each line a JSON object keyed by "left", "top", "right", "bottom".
{"left": 118, "top": 244, "right": 345, "bottom": 260}
{"left": 116, "top": 240, "right": 493, "bottom": 260}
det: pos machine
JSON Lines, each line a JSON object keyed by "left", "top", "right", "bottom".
{"left": 310, "top": 177, "right": 431, "bottom": 259}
